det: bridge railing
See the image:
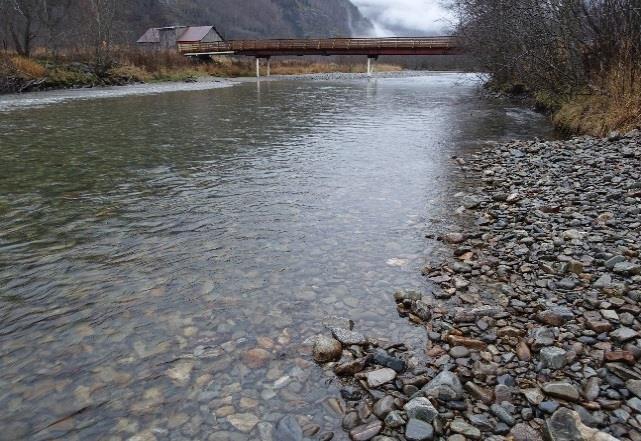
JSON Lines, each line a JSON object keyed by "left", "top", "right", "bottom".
{"left": 178, "top": 37, "right": 458, "bottom": 55}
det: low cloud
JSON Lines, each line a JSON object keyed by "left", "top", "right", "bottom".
{"left": 352, "top": 0, "right": 455, "bottom": 36}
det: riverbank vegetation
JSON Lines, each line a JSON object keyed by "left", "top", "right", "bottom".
{"left": 453, "top": 0, "right": 641, "bottom": 136}
{"left": 0, "top": 49, "right": 403, "bottom": 93}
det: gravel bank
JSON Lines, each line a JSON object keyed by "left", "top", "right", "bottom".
{"left": 309, "top": 130, "right": 641, "bottom": 441}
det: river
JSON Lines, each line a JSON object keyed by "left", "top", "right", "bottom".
{"left": 0, "top": 73, "right": 555, "bottom": 440}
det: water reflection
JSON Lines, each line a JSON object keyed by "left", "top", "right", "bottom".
{"left": 0, "top": 74, "right": 554, "bottom": 440}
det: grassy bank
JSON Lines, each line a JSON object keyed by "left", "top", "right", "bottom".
{"left": 551, "top": 64, "right": 641, "bottom": 136}
{"left": 489, "top": 62, "right": 641, "bottom": 137}
{"left": 0, "top": 49, "right": 402, "bottom": 94}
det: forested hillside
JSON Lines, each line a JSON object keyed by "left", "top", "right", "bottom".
{"left": 131, "top": 0, "right": 373, "bottom": 39}
{"left": 0, "top": 0, "right": 373, "bottom": 56}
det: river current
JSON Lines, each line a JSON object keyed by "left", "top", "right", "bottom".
{"left": 0, "top": 74, "right": 554, "bottom": 440}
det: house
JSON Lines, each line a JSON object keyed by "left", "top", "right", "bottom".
{"left": 136, "top": 26, "right": 223, "bottom": 50}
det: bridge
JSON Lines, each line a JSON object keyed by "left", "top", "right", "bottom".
{"left": 178, "top": 37, "right": 460, "bottom": 77}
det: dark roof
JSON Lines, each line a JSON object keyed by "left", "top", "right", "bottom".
{"left": 136, "top": 28, "right": 160, "bottom": 44}
{"left": 137, "top": 26, "right": 221, "bottom": 44}
{"left": 178, "top": 26, "right": 214, "bottom": 42}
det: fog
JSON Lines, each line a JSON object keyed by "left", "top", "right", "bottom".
{"left": 352, "top": 0, "right": 455, "bottom": 36}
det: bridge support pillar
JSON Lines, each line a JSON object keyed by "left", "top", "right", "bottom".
{"left": 256, "top": 58, "right": 260, "bottom": 78}
{"left": 266, "top": 57, "right": 271, "bottom": 77}
{"left": 367, "top": 56, "right": 378, "bottom": 77}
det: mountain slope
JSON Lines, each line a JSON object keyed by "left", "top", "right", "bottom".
{"left": 124, "top": 0, "right": 373, "bottom": 40}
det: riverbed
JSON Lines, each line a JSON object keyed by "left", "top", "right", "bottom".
{"left": 0, "top": 73, "right": 555, "bottom": 440}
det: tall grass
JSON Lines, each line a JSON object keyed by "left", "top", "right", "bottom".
{"left": 553, "top": 55, "right": 641, "bottom": 136}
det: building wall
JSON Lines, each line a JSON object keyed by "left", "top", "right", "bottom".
{"left": 159, "top": 28, "right": 186, "bottom": 50}
{"left": 202, "top": 28, "right": 224, "bottom": 43}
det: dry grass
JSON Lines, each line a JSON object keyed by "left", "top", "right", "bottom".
{"left": 4, "top": 55, "right": 47, "bottom": 78}
{"left": 553, "top": 61, "right": 641, "bottom": 136}
{"left": 114, "top": 49, "right": 403, "bottom": 79}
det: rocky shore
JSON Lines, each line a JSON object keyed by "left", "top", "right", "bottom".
{"left": 309, "top": 130, "right": 641, "bottom": 441}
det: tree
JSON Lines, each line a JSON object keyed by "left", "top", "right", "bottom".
{"left": 82, "top": 0, "right": 120, "bottom": 75}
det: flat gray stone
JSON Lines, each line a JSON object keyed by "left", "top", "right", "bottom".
{"left": 542, "top": 382, "right": 580, "bottom": 402}
{"left": 405, "top": 419, "right": 434, "bottom": 441}
{"left": 627, "top": 379, "right": 641, "bottom": 399}
{"left": 610, "top": 327, "right": 638, "bottom": 343}
{"left": 329, "top": 327, "right": 367, "bottom": 345}
{"left": 365, "top": 368, "right": 397, "bottom": 387}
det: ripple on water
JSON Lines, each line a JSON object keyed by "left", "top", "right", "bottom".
{"left": 0, "top": 74, "right": 555, "bottom": 440}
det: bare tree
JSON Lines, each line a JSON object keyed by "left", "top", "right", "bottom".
{"left": 82, "top": 0, "right": 120, "bottom": 75}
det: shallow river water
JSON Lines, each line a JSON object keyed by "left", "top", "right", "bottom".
{"left": 0, "top": 74, "right": 554, "bottom": 440}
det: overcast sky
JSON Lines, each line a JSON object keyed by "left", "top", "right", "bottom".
{"left": 352, "top": 0, "right": 455, "bottom": 36}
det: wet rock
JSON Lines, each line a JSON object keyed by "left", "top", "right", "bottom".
{"left": 227, "top": 413, "right": 259, "bottom": 433}
{"left": 343, "top": 412, "right": 360, "bottom": 430}
{"left": 394, "top": 290, "right": 422, "bottom": 302}
{"left": 444, "top": 232, "right": 466, "bottom": 244}
{"left": 372, "top": 350, "right": 406, "bottom": 373}
{"left": 405, "top": 419, "right": 434, "bottom": 441}
{"left": 540, "top": 347, "right": 568, "bottom": 370}
{"left": 373, "top": 395, "right": 396, "bottom": 419}
{"left": 363, "top": 368, "right": 397, "bottom": 388}
{"left": 275, "top": 415, "right": 303, "bottom": 441}
{"left": 404, "top": 397, "right": 439, "bottom": 423}
{"left": 542, "top": 382, "right": 580, "bottom": 402}
{"left": 330, "top": 327, "right": 367, "bottom": 346}
{"left": 544, "top": 408, "right": 619, "bottom": 441}
{"left": 423, "top": 371, "right": 464, "bottom": 401}
{"left": 313, "top": 335, "right": 342, "bottom": 363}
{"left": 349, "top": 421, "right": 382, "bottom": 441}
{"left": 323, "top": 316, "right": 354, "bottom": 331}
{"left": 335, "top": 358, "right": 368, "bottom": 376}
{"left": 243, "top": 348, "right": 272, "bottom": 369}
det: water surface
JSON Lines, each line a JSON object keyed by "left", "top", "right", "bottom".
{"left": 0, "top": 74, "right": 554, "bottom": 440}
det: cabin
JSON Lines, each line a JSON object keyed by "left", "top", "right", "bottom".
{"left": 136, "top": 26, "right": 223, "bottom": 50}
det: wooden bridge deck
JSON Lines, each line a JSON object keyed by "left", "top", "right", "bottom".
{"left": 179, "top": 37, "right": 460, "bottom": 57}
